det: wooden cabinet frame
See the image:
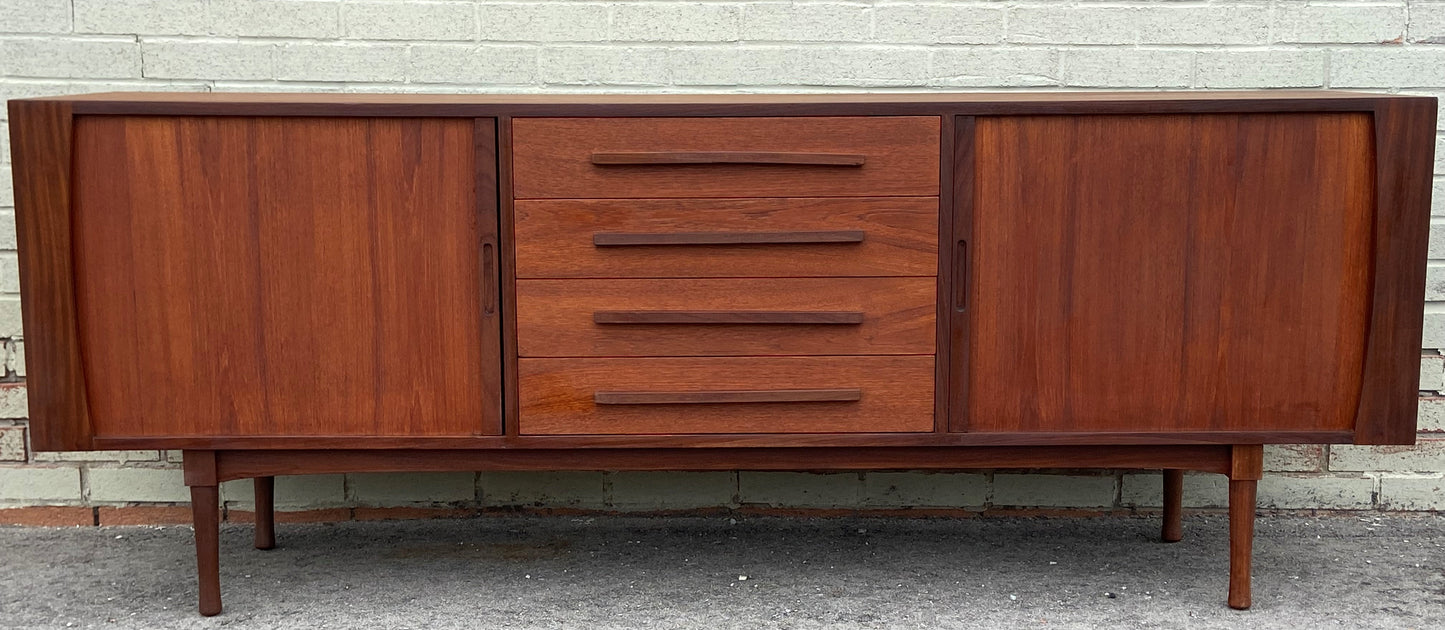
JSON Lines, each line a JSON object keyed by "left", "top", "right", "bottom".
{"left": 7, "top": 91, "right": 1436, "bottom": 616}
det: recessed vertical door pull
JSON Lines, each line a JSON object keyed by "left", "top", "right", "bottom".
{"left": 954, "top": 239, "right": 968, "bottom": 312}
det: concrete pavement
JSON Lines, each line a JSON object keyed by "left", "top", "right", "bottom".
{"left": 1, "top": 513, "right": 1442, "bottom": 629}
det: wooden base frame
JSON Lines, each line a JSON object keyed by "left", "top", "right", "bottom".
{"left": 182, "top": 445, "right": 1264, "bottom": 616}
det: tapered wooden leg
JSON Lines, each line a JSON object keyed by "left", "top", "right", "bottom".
{"left": 1162, "top": 469, "right": 1184, "bottom": 543}
{"left": 1228, "top": 478, "right": 1257, "bottom": 610}
{"left": 191, "top": 484, "right": 222, "bottom": 616}
{"left": 254, "top": 476, "right": 276, "bottom": 550}
{"left": 1226, "top": 444, "right": 1262, "bottom": 610}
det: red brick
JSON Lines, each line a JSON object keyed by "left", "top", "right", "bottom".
{"left": 273, "top": 508, "right": 351, "bottom": 523}
{"left": 223, "top": 508, "right": 353, "bottom": 523}
{"left": 97, "top": 506, "right": 193, "bottom": 525}
{"left": 0, "top": 506, "right": 94, "bottom": 526}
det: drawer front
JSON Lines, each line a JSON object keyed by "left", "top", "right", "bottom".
{"left": 515, "top": 197, "right": 938, "bottom": 278}
{"left": 518, "top": 356, "right": 934, "bottom": 434}
{"left": 516, "top": 277, "right": 936, "bottom": 357}
{"left": 512, "top": 117, "right": 940, "bottom": 199}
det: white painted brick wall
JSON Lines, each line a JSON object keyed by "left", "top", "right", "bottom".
{"left": 343, "top": 2, "right": 476, "bottom": 42}
{"left": 992, "top": 474, "right": 1117, "bottom": 509}
{"left": 348, "top": 472, "right": 477, "bottom": 506}
{"left": 0, "top": 425, "right": 25, "bottom": 461}
{"left": 211, "top": 2, "right": 339, "bottom": 39}
{"left": 1420, "top": 397, "right": 1445, "bottom": 432}
{"left": 0, "top": 0, "right": 68, "bottom": 34}
{"left": 10, "top": 340, "right": 25, "bottom": 378}
{"left": 73, "top": 0, "right": 208, "bottom": 36}
{"left": 1, "top": 0, "right": 1444, "bottom": 514}
{"left": 1379, "top": 474, "right": 1445, "bottom": 510}
{"left": 477, "top": 3, "right": 609, "bottom": 42}
{"left": 739, "top": 472, "right": 862, "bottom": 508}
{"left": 220, "top": 474, "right": 347, "bottom": 510}
{"left": 142, "top": 40, "right": 275, "bottom": 81}
{"left": 861, "top": 472, "right": 987, "bottom": 508}
{"left": 1416, "top": 4, "right": 1445, "bottom": 44}
{"left": 479, "top": 471, "right": 607, "bottom": 509}
{"left": 1060, "top": 49, "right": 1194, "bottom": 88}
{"left": 85, "top": 467, "right": 188, "bottom": 503}
{"left": 609, "top": 471, "right": 736, "bottom": 510}
{"left": 744, "top": 3, "right": 871, "bottom": 42}
{"left": 0, "top": 466, "right": 80, "bottom": 502}
{"left": 1272, "top": 4, "right": 1404, "bottom": 44}
{"left": 874, "top": 5, "right": 1001, "bottom": 45}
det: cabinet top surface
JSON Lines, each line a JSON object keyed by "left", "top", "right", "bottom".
{"left": 20, "top": 89, "right": 1403, "bottom": 104}
{"left": 11, "top": 90, "right": 1429, "bottom": 116}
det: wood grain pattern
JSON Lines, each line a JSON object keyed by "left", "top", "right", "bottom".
{"left": 933, "top": 114, "right": 957, "bottom": 433}
{"left": 1227, "top": 477, "right": 1258, "bottom": 610}
{"left": 516, "top": 197, "right": 937, "bottom": 278}
{"left": 498, "top": 115, "right": 521, "bottom": 436}
{"left": 91, "top": 430, "right": 1356, "bottom": 451}
{"left": 49, "top": 90, "right": 1390, "bottom": 105}
{"left": 39, "top": 90, "right": 1403, "bottom": 120}
{"left": 517, "top": 277, "right": 935, "bottom": 357}
{"left": 474, "top": 119, "right": 504, "bottom": 427}
{"left": 1353, "top": 98, "right": 1438, "bottom": 445}
{"left": 71, "top": 116, "right": 498, "bottom": 437}
{"left": 9, "top": 92, "right": 1430, "bottom": 454}
{"left": 1230, "top": 444, "right": 1265, "bottom": 481}
{"left": 6, "top": 100, "right": 91, "bottom": 450}
{"left": 190, "top": 484, "right": 221, "bottom": 616}
{"left": 253, "top": 476, "right": 275, "bottom": 550}
{"left": 212, "top": 445, "right": 1236, "bottom": 480}
{"left": 518, "top": 356, "right": 934, "bottom": 434}
{"left": 1162, "top": 469, "right": 1184, "bottom": 543}
{"left": 590, "top": 151, "right": 867, "bottom": 166}
{"left": 90, "top": 430, "right": 1352, "bottom": 450}
{"left": 183, "top": 449, "right": 221, "bottom": 615}
{"left": 512, "top": 117, "right": 939, "bottom": 198}
{"left": 964, "top": 113, "right": 1375, "bottom": 434}
{"left": 945, "top": 116, "right": 972, "bottom": 433}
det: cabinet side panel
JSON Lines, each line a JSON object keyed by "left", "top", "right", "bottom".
{"left": 72, "top": 116, "right": 492, "bottom": 438}
{"left": 1354, "top": 98, "right": 1437, "bottom": 445}
{"left": 969, "top": 113, "right": 1374, "bottom": 433}
{"left": 8, "top": 100, "right": 91, "bottom": 450}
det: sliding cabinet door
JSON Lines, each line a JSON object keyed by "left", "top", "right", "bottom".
{"left": 958, "top": 113, "right": 1374, "bottom": 434}
{"left": 71, "top": 116, "right": 502, "bottom": 438}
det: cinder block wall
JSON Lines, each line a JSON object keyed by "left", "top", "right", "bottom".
{"left": 1, "top": 0, "right": 1443, "bottom": 524}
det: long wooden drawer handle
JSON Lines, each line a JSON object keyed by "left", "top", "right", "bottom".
{"left": 593, "top": 310, "right": 865, "bottom": 325}
{"left": 594, "top": 389, "right": 863, "bottom": 405}
{"left": 590, "top": 151, "right": 867, "bottom": 167}
{"left": 594, "top": 230, "right": 865, "bottom": 247}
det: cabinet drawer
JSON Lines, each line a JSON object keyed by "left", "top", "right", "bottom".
{"left": 512, "top": 117, "right": 940, "bottom": 199}
{"left": 515, "top": 197, "right": 938, "bottom": 278}
{"left": 516, "top": 277, "right": 936, "bottom": 357}
{"left": 518, "top": 356, "right": 934, "bottom": 434}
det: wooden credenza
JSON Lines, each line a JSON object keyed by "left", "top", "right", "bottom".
{"left": 7, "top": 91, "right": 1436, "bottom": 615}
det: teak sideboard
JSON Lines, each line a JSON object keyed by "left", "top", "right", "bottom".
{"left": 7, "top": 91, "right": 1436, "bottom": 615}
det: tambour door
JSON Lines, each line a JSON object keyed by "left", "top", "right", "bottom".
{"left": 70, "top": 116, "right": 502, "bottom": 438}
{"left": 958, "top": 113, "right": 1376, "bottom": 434}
